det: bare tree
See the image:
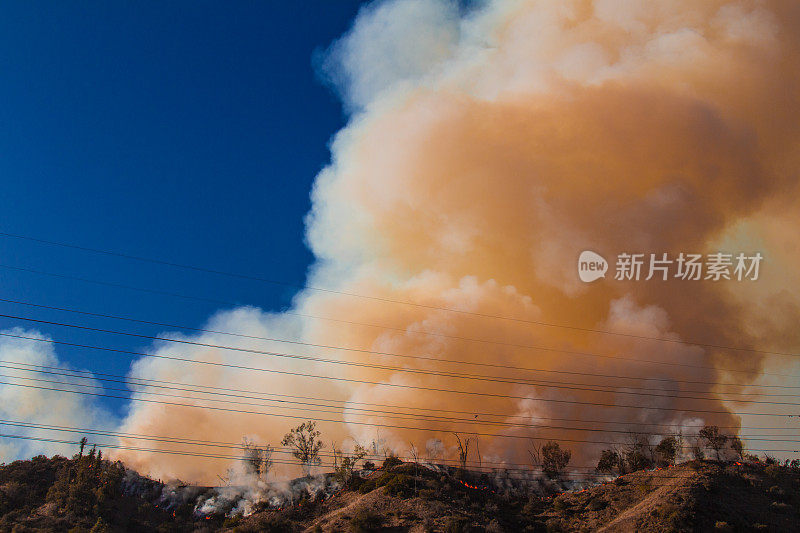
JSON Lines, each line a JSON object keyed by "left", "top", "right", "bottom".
{"left": 281, "top": 421, "right": 325, "bottom": 475}
{"left": 624, "top": 433, "right": 654, "bottom": 471}
{"left": 675, "top": 430, "right": 686, "bottom": 461}
{"left": 690, "top": 436, "right": 706, "bottom": 461}
{"left": 242, "top": 437, "right": 274, "bottom": 481}
{"left": 527, "top": 440, "right": 542, "bottom": 470}
{"left": 409, "top": 442, "right": 419, "bottom": 464}
{"left": 426, "top": 438, "right": 444, "bottom": 462}
{"left": 409, "top": 442, "right": 420, "bottom": 496}
{"left": 453, "top": 433, "right": 471, "bottom": 470}
{"left": 368, "top": 430, "right": 391, "bottom": 459}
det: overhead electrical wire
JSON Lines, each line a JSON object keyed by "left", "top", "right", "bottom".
{"left": 0, "top": 433, "right": 716, "bottom": 481}
{"left": 2, "top": 313, "right": 799, "bottom": 401}
{"left": 2, "top": 422, "right": 798, "bottom": 479}
{"left": 3, "top": 366, "right": 798, "bottom": 439}
{"left": 2, "top": 233, "right": 798, "bottom": 472}
{"left": 0, "top": 230, "right": 796, "bottom": 359}
{"left": 2, "top": 330, "right": 799, "bottom": 417}
{"left": 2, "top": 261, "right": 796, "bottom": 387}
{"left": 5, "top": 359, "right": 797, "bottom": 433}
{"left": 3, "top": 378, "right": 800, "bottom": 451}
{"left": 0, "top": 419, "right": 787, "bottom": 478}
{"left": 1, "top": 297, "right": 799, "bottom": 391}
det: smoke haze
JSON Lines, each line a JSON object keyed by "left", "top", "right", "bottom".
{"left": 4, "top": 0, "right": 799, "bottom": 483}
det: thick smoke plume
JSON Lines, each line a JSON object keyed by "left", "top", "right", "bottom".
{"left": 9, "top": 0, "right": 798, "bottom": 483}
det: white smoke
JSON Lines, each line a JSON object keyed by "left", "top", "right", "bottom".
{"left": 0, "top": 328, "right": 117, "bottom": 461}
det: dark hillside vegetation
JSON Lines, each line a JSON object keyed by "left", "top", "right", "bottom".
{"left": 1, "top": 453, "right": 798, "bottom": 532}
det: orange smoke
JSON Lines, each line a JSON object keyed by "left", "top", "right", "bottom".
{"left": 114, "top": 0, "right": 800, "bottom": 483}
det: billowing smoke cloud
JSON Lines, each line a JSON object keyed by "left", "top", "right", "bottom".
{"left": 0, "top": 329, "right": 116, "bottom": 460}
{"left": 106, "top": 0, "right": 800, "bottom": 482}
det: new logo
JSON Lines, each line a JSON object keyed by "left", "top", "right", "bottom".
{"left": 578, "top": 250, "right": 608, "bottom": 282}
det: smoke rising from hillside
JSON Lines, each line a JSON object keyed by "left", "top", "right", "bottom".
{"left": 15, "top": 0, "right": 796, "bottom": 482}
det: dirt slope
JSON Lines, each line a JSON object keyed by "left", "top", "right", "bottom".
{"left": 536, "top": 462, "right": 799, "bottom": 532}
{"left": 229, "top": 461, "right": 799, "bottom": 532}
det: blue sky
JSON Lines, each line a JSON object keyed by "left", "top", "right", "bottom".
{"left": 0, "top": 1, "right": 367, "bottom": 415}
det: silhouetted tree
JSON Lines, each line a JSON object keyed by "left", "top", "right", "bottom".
{"left": 596, "top": 448, "right": 624, "bottom": 474}
{"left": 699, "top": 425, "right": 728, "bottom": 461}
{"left": 690, "top": 437, "right": 706, "bottom": 461}
{"left": 730, "top": 436, "right": 744, "bottom": 461}
{"left": 655, "top": 436, "right": 678, "bottom": 467}
{"left": 541, "top": 441, "right": 571, "bottom": 479}
{"left": 528, "top": 440, "right": 542, "bottom": 471}
{"left": 624, "top": 433, "right": 654, "bottom": 471}
{"left": 453, "top": 433, "right": 471, "bottom": 470}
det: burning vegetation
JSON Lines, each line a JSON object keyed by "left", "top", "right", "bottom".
{"left": 2, "top": 420, "right": 798, "bottom": 531}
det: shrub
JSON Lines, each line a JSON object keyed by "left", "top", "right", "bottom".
{"left": 768, "top": 485, "right": 785, "bottom": 500}
{"left": 350, "top": 510, "right": 383, "bottom": 532}
{"left": 382, "top": 455, "right": 402, "bottom": 470}
{"left": 770, "top": 502, "right": 789, "bottom": 513}
{"left": 333, "top": 444, "right": 367, "bottom": 485}
{"left": 553, "top": 497, "right": 569, "bottom": 511}
{"left": 444, "top": 515, "right": 469, "bottom": 533}
{"left": 699, "top": 426, "right": 728, "bottom": 461}
{"left": 655, "top": 437, "right": 678, "bottom": 466}
{"left": 358, "top": 479, "right": 377, "bottom": 494}
{"left": 383, "top": 474, "right": 415, "bottom": 498}
{"left": 238, "top": 514, "right": 296, "bottom": 533}
{"left": 485, "top": 518, "right": 504, "bottom": 532}
{"left": 89, "top": 517, "right": 111, "bottom": 533}
{"left": 596, "top": 449, "right": 622, "bottom": 474}
{"left": 541, "top": 442, "right": 571, "bottom": 479}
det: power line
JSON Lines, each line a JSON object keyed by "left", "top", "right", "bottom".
{"left": 3, "top": 262, "right": 795, "bottom": 382}
{"left": 2, "top": 424, "right": 798, "bottom": 479}
{"left": 0, "top": 231, "right": 794, "bottom": 359}
{"left": 2, "top": 330, "right": 799, "bottom": 417}
{"left": 0, "top": 433, "right": 692, "bottom": 481}
{"left": 4, "top": 380, "right": 800, "bottom": 449}
{"left": 2, "top": 296, "right": 799, "bottom": 391}
{"left": 2, "top": 420, "right": 796, "bottom": 475}
{"left": 4, "top": 365, "right": 798, "bottom": 439}
{"left": 2, "top": 313, "right": 798, "bottom": 401}
{"left": 6, "top": 359, "right": 796, "bottom": 433}
{"left": 0, "top": 420, "right": 636, "bottom": 471}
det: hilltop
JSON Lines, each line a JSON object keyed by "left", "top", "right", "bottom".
{"left": 1, "top": 455, "right": 798, "bottom": 532}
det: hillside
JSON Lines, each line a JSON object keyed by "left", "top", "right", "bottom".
{"left": 1, "top": 455, "right": 798, "bottom": 532}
